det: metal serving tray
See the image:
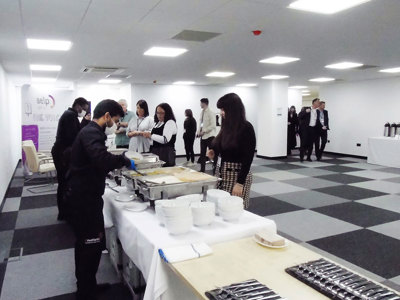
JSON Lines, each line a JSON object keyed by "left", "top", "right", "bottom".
{"left": 123, "top": 166, "right": 220, "bottom": 202}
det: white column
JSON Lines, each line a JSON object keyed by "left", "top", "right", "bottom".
{"left": 257, "top": 81, "right": 289, "bottom": 158}
{"left": 288, "top": 89, "right": 302, "bottom": 113}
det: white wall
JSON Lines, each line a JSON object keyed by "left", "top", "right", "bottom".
{"left": 77, "top": 84, "right": 132, "bottom": 112}
{"left": 0, "top": 64, "right": 21, "bottom": 204}
{"left": 320, "top": 77, "right": 400, "bottom": 156}
{"left": 131, "top": 84, "right": 258, "bottom": 156}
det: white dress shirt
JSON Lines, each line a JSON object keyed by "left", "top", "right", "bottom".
{"left": 127, "top": 116, "right": 154, "bottom": 153}
{"left": 151, "top": 120, "right": 178, "bottom": 145}
{"left": 309, "top": 108, "right": 318, "bottom": 127}
{"left": 197, "top": 107, "right": 216, "bottom": 140}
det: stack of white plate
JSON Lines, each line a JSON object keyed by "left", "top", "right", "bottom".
{"left": 176, "top": 194, "right": 203, "bottom": 205}
{"left": 162, "top": 200, "right": 193, "bottom": 235}
{"left": 191, "top": 202, "right": 215, "bottom": 226}
{"left": 206, "top": 189, "right": 230, "bottom": 211}
{"left": 218, "top": 196, "right": 244, "bottom": 222}
{"left": 154, "top": 199, "right": 170, "bottom": 225}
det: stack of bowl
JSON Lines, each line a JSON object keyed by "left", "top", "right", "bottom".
{"left": 176, "top": 194, "right": 203, "bottom": 205}
{"left": 162, "top": 200, "right": 193, "bottom": 235}
{"left": 218, "top": 196, "right": 244, "bottom": 222}
{"left": 206, "top": 189, "right": 230, "bottom": 212}
{"left": 191, "top": 202, "right": 216, "bottom": 226}
{"left": 154, "top": 199, "right": 170, "bottom": 225}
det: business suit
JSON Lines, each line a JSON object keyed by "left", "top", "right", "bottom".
{"left": 318, "top": 109, "right": 329, "bottom": 160}
{"left": 298, "top": 107, "right": 321, "bottom": 161}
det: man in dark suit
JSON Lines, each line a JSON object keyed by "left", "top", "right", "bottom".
{"left": 298, "top": 98, "right": 321, "bottom": 162}
{"left": 318, "top": 101, "right": 329, "bottom": 161}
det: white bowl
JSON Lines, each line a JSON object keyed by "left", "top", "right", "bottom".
{"left": 206, "top": 189, "right": 230, "bottom": 202}
{"left": 176, "top": 194, "right": 203, "bottom": 204}
{"left": 162, "top": 206, "right": 192, "bottom": 218}
{"left": 164, "top": 217, "right": 193, "bottom": 235}
{"left": 191, "top": 202, "right": 215, "bottom": 226}
{"left": 220, "top": 209, "right": 243, "bottom": 222}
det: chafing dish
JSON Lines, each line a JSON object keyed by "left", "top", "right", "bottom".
{"left": 122, "top": 166, "right": 219, "bottom": 204}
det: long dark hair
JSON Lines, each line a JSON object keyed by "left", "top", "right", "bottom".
{"left": 154, "top": 102, "right": 176, "bottom": 123}
{"left": 213, "top": 93, "right": 246, "bottom": 150}
{"left": 136, "top": 99, "right": 149, "bottom": 117}
{"left": 185, "top": 109, "right": 193, "bottom": 118}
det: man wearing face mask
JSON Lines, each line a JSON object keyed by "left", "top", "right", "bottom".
{"left": 51, "top": 97, "right": 89, "bottom": 221}
{"left": 65, "top": 99, "right": 136, "bottom": 300}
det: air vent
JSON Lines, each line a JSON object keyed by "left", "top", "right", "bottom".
{"left": 106, "top": 74, "right": 132, "bottom": 79}
{"left": 172, "top": 30, "right": 221, "bottom": 42}
{"left": 81, "top": 66, "right": 124, "bottom": 74}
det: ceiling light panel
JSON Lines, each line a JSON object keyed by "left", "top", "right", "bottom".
{"left": 144, "top": 47, "right": 187, "bottom": 57}
{"left": 262, "top": 75, "right": 289, "bottom": 80}
{"left": 206, "top": 72, "right": 235, "bottom": 78}
{"left": 173, "top": 81, "right": 195, "bottom": 85}
{"left": 379, "top": 67, "right": 400, "bottom": 73}
{"left": 27, "top": 39, "right": 72, "bottom": 51}
{"left": 325, "top": 62, "right": 363, "bottom": 69}
{"left": 289, "top": 86, "right": 308, "bottom": 89}
{"left": 288, "top": 0, "right": 371, "bottom": 14}
{"left": 30, "top": 64, "right": 62, "bottom": 71}
{"left": 259, "top": 56, "right": 300, "bottom": 64}
{"left": 236, "top": 83, "right": 257, "bottom": 87}
{"left": 309, "top": 77, "right": 335, "bottom": 82}
{"left": 98, "top": 79, "right": 121, "bottom": 84}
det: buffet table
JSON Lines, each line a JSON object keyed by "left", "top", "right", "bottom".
{"left": 170, "top": 237, "right": 397, "bottom": 300}
{"left": 102, "top": 183, "right": 277, "bottom": 300}
{"left": 368, "top": 136, "right": 400, "bottom": 167}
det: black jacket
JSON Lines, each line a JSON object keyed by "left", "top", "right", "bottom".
{"left": 183, "top": 117, "right": 197, "bottom": 139}
{"left": 67, "top": 121, "right": 130, "bottom": 201}
{"left": 53, "top": 108, "right": 81, "bottom": 150}
{"left": 298, "top": 107, "right": 321, "bottom": 131}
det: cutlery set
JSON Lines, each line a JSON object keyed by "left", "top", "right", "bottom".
{"left": 286, "top": 258, "right": 400, "bottom": 300}
{"left": 205, "top": 279, "right": 285, "bottom": 300}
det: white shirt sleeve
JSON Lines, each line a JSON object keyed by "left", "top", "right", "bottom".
{"left": 152, "top": 120, "right": 177, "bottom": 144}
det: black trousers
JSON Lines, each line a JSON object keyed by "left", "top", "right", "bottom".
{"left": 300, "top": 126, "right": 320, "bottom": 160}
{"left": 184, "top": 136, "right": 195, "bottom": 163}
{"left": 319, "top": 129, "right": 328, "bottom": 159}
{"left": 200, "top": 137, "right": 216, "bottom": 172}
{"left": 51, "top": 147, "right": 68, "bottom": 218}
{"left": 68, "top": 193, "right": 106, "bottom": 300}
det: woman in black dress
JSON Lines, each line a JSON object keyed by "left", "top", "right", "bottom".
{"left": 207, "top": 93, "right": 256, "bottom": 208}
{"left": 287, "top": 105, "right": 299, "bottom": 155}
{"left": 183, "top": 109, "right": 197, "bottom": 166}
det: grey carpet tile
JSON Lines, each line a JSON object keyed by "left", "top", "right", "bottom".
{"left": 11, "top": 224, "right": 75, "bottom": 256}
{"left": 316, "top": 165, "right": 363, "bottom": 173}
{"left": 316, "top": 173, "right": 374, "bottom": 184}
{"left": 247, "top": 196, "right": 303, "bottom": 217}
{"left": 308, "top": 229, "right": 400, "bottom": 279}
{"left": 315, "top": 185, "right": 387, "bottom": 200}
{"left": 19, "top": 194, "right": 57, "bottom": 210}
{"left": 0, "top": 212, "right": 18, "bottom": 232}
{"left": 312, "top": 202, "right": 400, "bottom": 228}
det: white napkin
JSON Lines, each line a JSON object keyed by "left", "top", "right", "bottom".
{"left": 158, "top": 243, "right": 212, "bottom": 263}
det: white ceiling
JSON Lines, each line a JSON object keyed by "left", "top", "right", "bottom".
{"left": 1, "top": 0, "right": 400, "bottom": 89}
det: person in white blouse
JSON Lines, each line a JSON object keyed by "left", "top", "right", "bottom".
{"left": 142, "top": 103, "right": 178, "bottom": 166}
{"left": 126, "top": 100, "right": 154, "bottom": 153}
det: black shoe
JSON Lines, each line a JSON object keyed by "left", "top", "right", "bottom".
{"left": 57, "top": 213, "right": 65, "bottom": 221}
{"left": 307, "top": 158, "right": 312, "bottom": 162}
{"left": 300, "top": 158, "right": 304, "bottom": 162}
{"left": 317, "top": 157, "right": 321, "bottom": 161}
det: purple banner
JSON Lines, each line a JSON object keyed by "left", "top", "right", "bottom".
{"left": 22, "top": 125, "right": 39, "bottom": 162}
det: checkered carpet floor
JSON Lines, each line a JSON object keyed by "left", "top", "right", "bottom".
{"left": 0, "top": 152, "right": 399, "bottom": 299}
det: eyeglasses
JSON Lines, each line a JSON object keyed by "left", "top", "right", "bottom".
{"left": 156, "top": 112, "right": 165, "bottom": 115}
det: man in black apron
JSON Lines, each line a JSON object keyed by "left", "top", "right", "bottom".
{"left": 66, "top": 99, "right": 135, "bottom": 300}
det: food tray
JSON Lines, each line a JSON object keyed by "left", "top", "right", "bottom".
{"left": 123, "top": 166, "right": 219, "bottom": 201}
{"left": 286, "top": 258, "right": 399, "bottom": 300}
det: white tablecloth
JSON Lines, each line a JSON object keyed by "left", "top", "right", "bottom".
{"left": 368, "top": 136, "right": 400, "bottom": 167}
{"left": 103, "top": 184, "right": 277, "bottom": 300}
